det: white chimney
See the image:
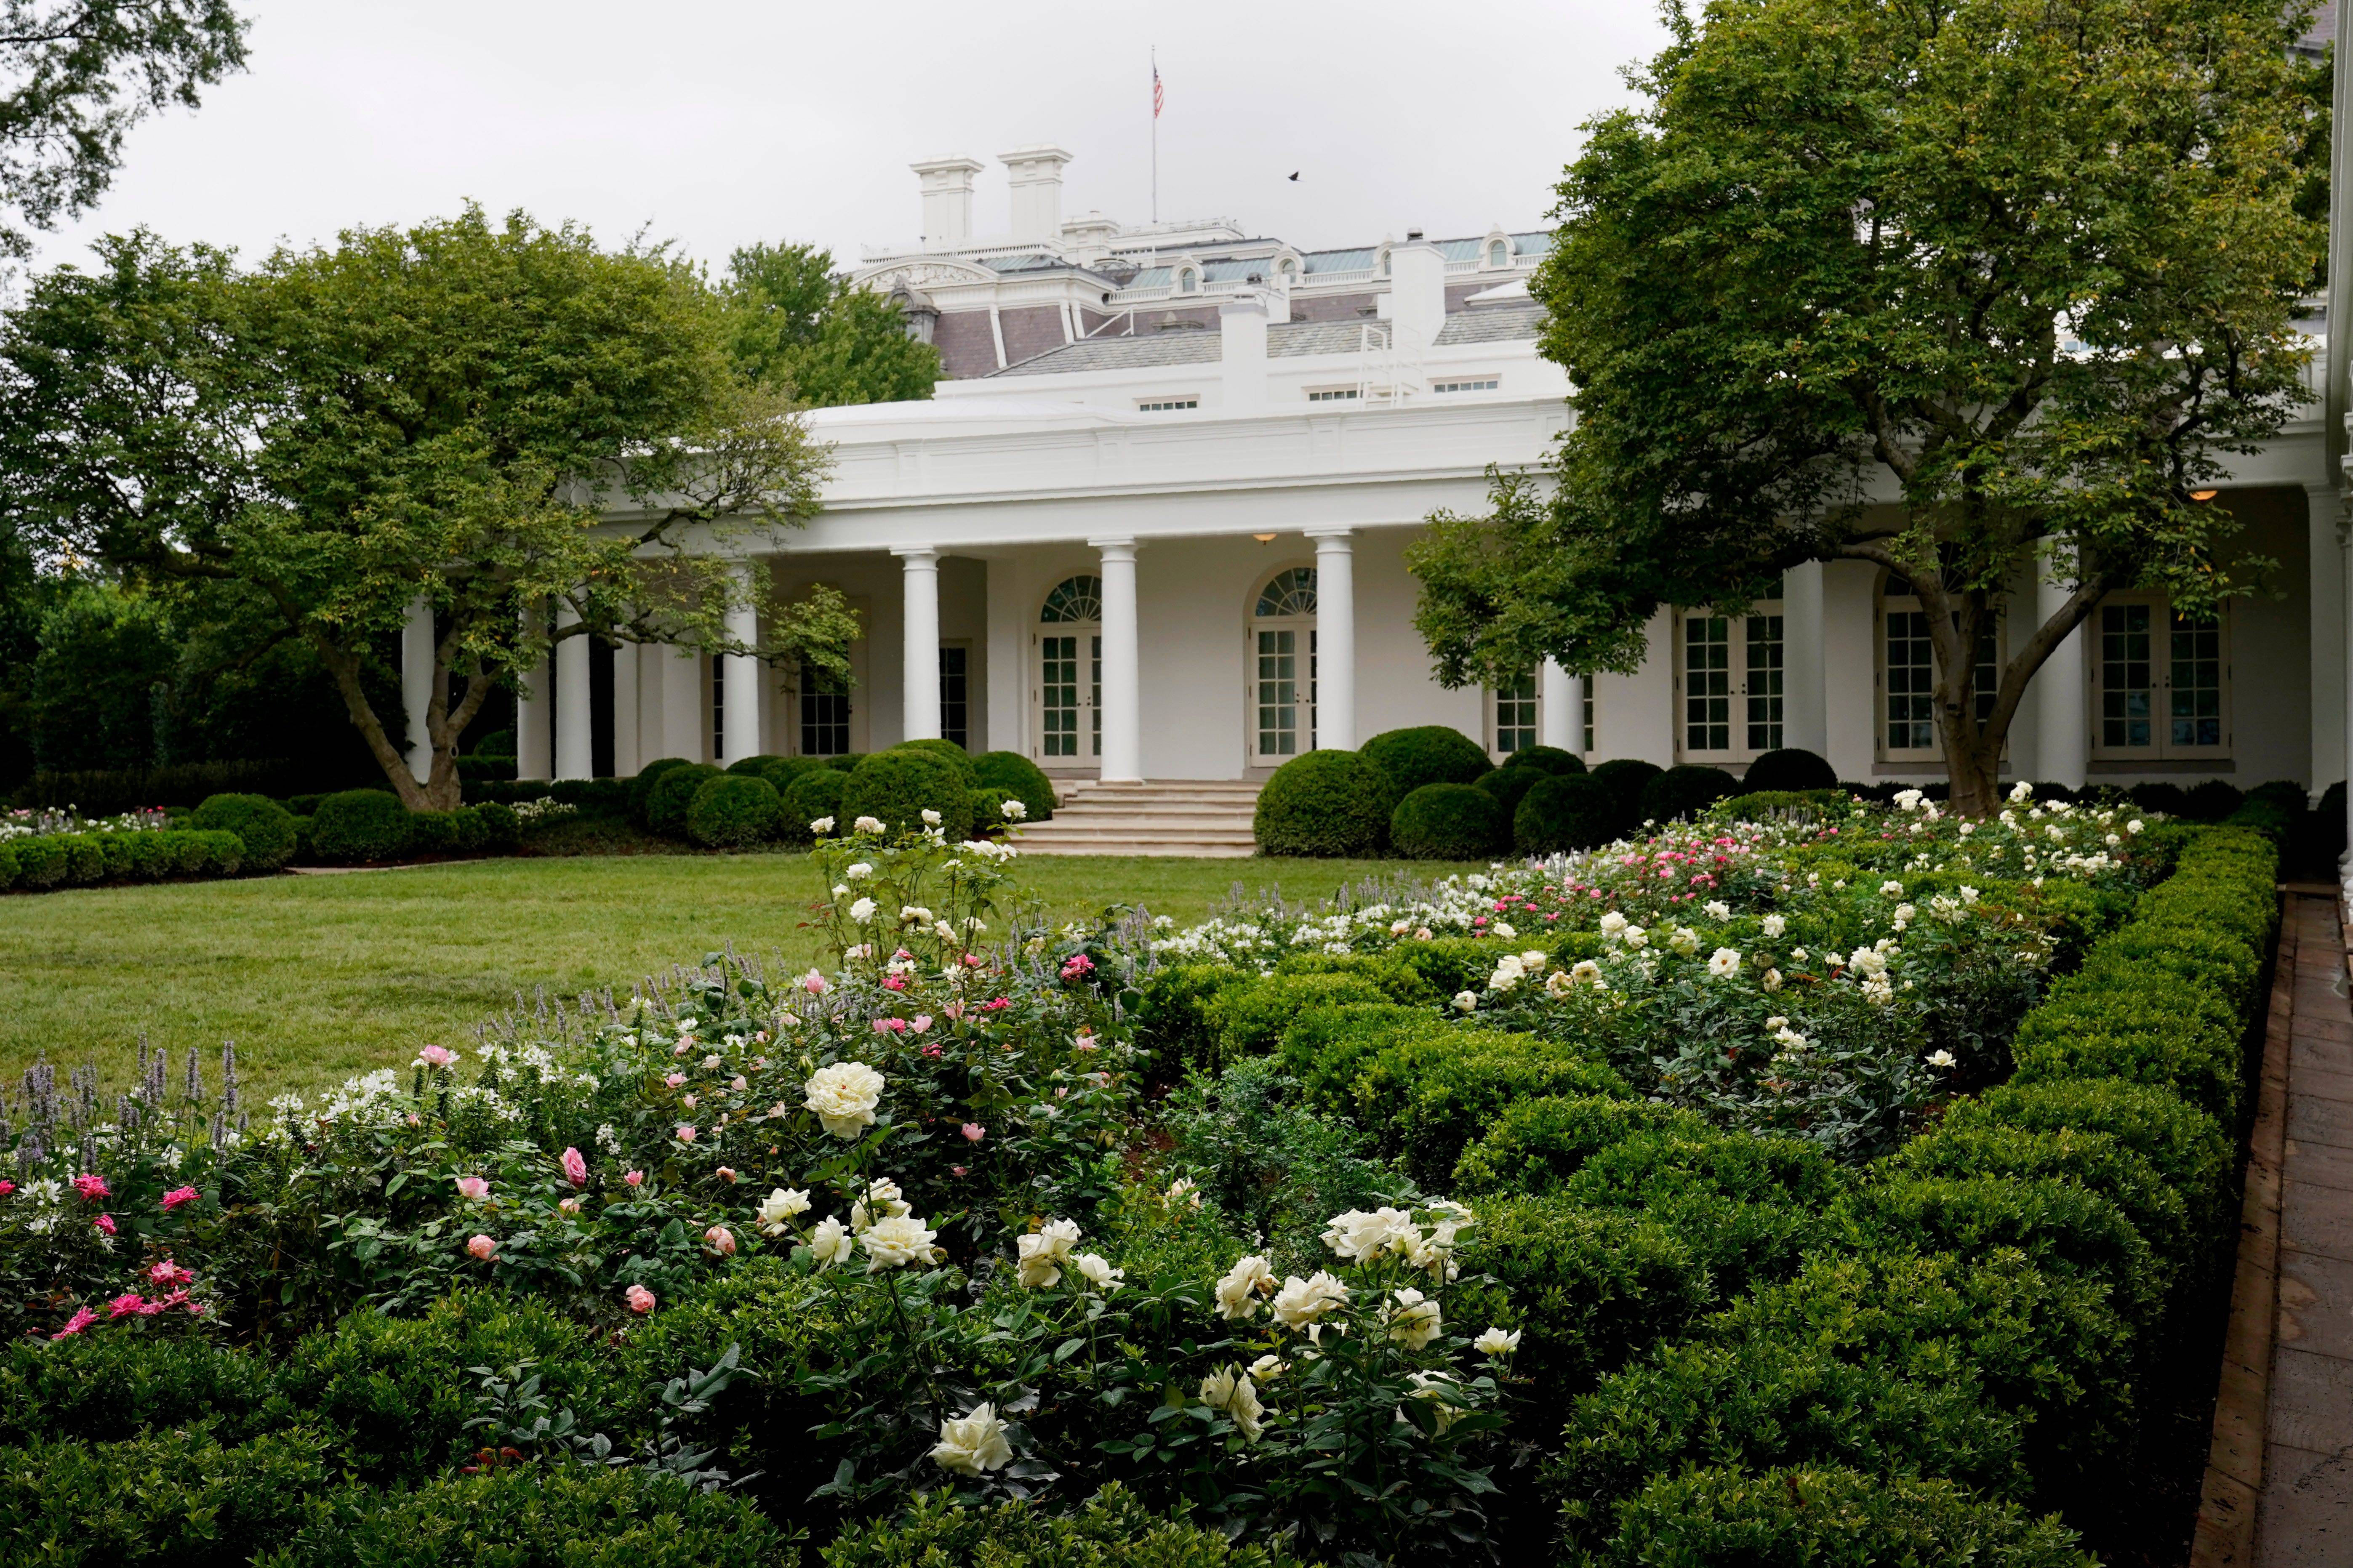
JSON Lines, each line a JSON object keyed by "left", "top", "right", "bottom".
{"left": 1220, "top": 290, "right": 1270, "bottom": 415}
{"left": 1386, "top": 232, "right": 1447, "bottom": 350}
{"left": 999, "top": 144, "right": 1074, "bottom": 242}
{"left": 910, "top": 156, "right": 983, "bottom": 247}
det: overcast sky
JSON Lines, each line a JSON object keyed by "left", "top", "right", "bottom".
{"left": 26, "top": 1, "right": 1674, "bottom": 280}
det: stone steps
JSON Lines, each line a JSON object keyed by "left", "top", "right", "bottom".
{"left": 1015, "top": 778, "right": 1263, "bottom": 857}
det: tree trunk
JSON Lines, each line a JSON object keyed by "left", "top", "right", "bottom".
{"left": 312, "top": 635, "right": 482, "bottom": 815}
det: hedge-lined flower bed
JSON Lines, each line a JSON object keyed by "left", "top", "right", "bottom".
{"left": 0, "top": 789, "right": 2276, "bottom": 1563}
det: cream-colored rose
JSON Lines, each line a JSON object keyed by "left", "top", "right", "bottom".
{"left": 802, "top": 1061, "right": 886, "bottom": 1139}
{"left": 860, "top": 1212, "right": 938, "bottom": 1271}
{"left": 1386, "top": 1286, "right": 1442, "bottom": 1350}
{"left": 1215, "top": 1254, "right": 1276, "bottom": 1320}
{"left": 1198, "top": 1365, "right": 1266, "bottom": 1441}
{"left": 756, "top": 1187, "right": 810, "bottom": 1234}
{"left": 809, "top": 1216, "right": 854, "bottom": 1269}
{"left": 930, "top": 1403, "right": 1013, "bottom": 1476}
{"left": 1271, "top": 1270, "right": 1350, "bottom": 1329}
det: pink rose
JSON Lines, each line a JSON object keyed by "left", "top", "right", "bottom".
{"left": 675, "top": 1125, "right": 696, "bottom": 1143}
{"left": 72, "top": 1174, "right": 110, "bottom": 1201}
{"left": 665, "top": 1072, "right": 686, "bottom": 1088}
{"left": 680, "top": 1094, "right": 698, "bottom": 1110}
{"left": 911, "top": 1015, "right": 933, "bottom": 1033}
{"left": 92, "top": 1213, "right": 116, "bottom": 1236}
{"left": 673, "top": 1042, "right": 692, "bottom": 1057}
{"left": 951, "top": 1165, "right": 969, "bottom": 1177}
{"left": 418, "top": 1044, "right": 455, "bottom": 1068}
{"left": 558, "top": 1197, "right": 582, "bottom": 1217}
{"left": 50, "top": 1306, "right": 97, "bottom": 1339}
{"left": 149, "top": 1259, "right": 193, "bottom": 1288}
{"left": 624, "top": 1170, "right": 645, "bottom": 1187}
{"left": 0, "top": 1181, "right": 15, "bottom": 1198}
{"left": 880, "top": 975, "right": 907, "bottom": 991}
{"left": 161, "top": 1186, "right": 199, "bottom": 1211}
{"left": 715, "top": 1166, "right": 737, "bottom": 1183}
{"left": 624, "top": 1284, "right": 656, "bottom": 1314}
{"left": 455, "top": 1176, "right": 489, "bottom": 1201}
{"left": 466, "top": 1234, "right": 497, "bottom": 1261}
{"left": 961, "top": 1123, "right": 986, "bottom": 1142}
{"left": 730, "top": 1076, "right": 747, "bottom": 1092}
{"left": 943, "top": 1002, "right": 966, "bottom": 1021}
{"left": 704, "top": 1225, "right": 737, "bottom": 1256}
{"left": 108, "top": 1291, "right": 148, "bottom": 1318}
{"left": 560, "top": 1147, "right": 588, "bottom": 1187}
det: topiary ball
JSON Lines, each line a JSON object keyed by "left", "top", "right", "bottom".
{"left": 2182, "top": 779, "right": 2245, "bottom": 823}
{"left": 752, "top": 756, "right": 833, "bottom": 796}
{"left": 1638, "top": 764, "right": 1737, "bottom": 825}
{"left": 975, "top": 751, "right": 1059, "bottom": 821}
{"left": 1739, "top": 748, "right": 1837, "bottom": 793}
{"left": 309, "top": 789, "right": 412, "bottom": 863}
{"left": 645, "top": 763, "right": 722, "bottom": 839}
{"left": 893, "top": 738, "right": 980, "bottom": 788}
{"left": 724, "top": 753, "right": 789, "bottom": 777}
{"left": 688, "top": 773, "right": 786, "bottom": 849}
{"left": 1515, "top": 774, "right": 1620, "bottom": 855}
{"left": 190, "top": 793, "right": 298, "bottom": 871}
{"left": 1253, "top": 749, "right": 1390, "bottom": 857}
{"left": 629, "top": 758, "right": 697, "bottom": 825}
{"left": 1504, "top": 745, "right": 1584, "bottom": 777}
{"left": 841, "top": 749, "right": 974, "bottom": 839}
{"left": 1360, "top": 726, "right": 1493, "bottom": 810}
{"left": 825, "top": 753, "right": 867, "bottom": 773}
{"left": 2128, "top": 781, "right": 2191, "bottom": 818}
{"left": 1390, "top": 783, "right": 1507, "bottom": 860}
{"left": 469, "top": 729, "right": 515, "bottom": 759}
{"left": 1589, "top": 758, "right": 1664, "bottom": 834}
{"left": 1475, "top": 766, "right": 1545, "bottom": 817}
{"left": 781, "top": 769, "right": 851, "bottom": 839}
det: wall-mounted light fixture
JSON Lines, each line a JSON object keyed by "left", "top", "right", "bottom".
{"left": 2190, "top": 489, "right": 2219, "bottom": 501}
{"left": 1252, "top": 533, "right": 1278, "bottom": 543}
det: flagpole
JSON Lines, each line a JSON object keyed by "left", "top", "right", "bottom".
{"left": 1150, "top": 45, "right": 1159, "bottom": 224}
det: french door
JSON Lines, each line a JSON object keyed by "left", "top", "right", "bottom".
{"left": 1251, "top": 623, "right": 1316, "bottom": 761}
{"left": 1036, "top": 630, "right": 1100, "bottom": 764}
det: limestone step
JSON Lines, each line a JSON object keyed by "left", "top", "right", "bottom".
{"left": 1016, "top": 778, "right": 1265, "bottom": 857}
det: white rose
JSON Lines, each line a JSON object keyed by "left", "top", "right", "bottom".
{"left": 810, "top": 816, "right": 837, "bottom": 834}
{"left": 845, "top": 862, "right": 874, "bottom": 879}
{"left": 1893, "top": 903, "right": 1916, "bottom": 924}
{"left": 1473, "top": 1326, "right": 1522, "bottom": 1358}
{"left": 802, "top": 1061, "right": 886, "bottom": 1139}
{"left": 1927, "top": 1049, "right": 1958, "bottom": 1069}
{"left": 1016, "top": 1218, "right": 1084, "bottom": 1288}
{"left": 1198, "top": 1365, "right": 1266, "bottom": 1441}
{"left": 919, "top": 808, "right": 942, "bottom": 825}
{"left": 1452, "top": 990, "right": 1479, "bottom": 1012}
{"left": 1703, "top": 900, "right": 1731, "bottom": 921}
{"left": 853, "top": 817, "right": 885, "bottom": 834}
{"left": 1321, "top": 1207, "right": 1419, "bottom": 1263}
{"left": 1386, "top": 1286, "right": 1443, "bottom": 1350}
{"left": 861, "top": 1212, "right": 938, "bottom": 1271}
{"left": 1544, "top": 969, "right": 1575, "bottom": 998}
{"left": 1599, "top": 911, "right": 1628, "bottom": 937}
{"left": 1761, "top": 914, "right": 1786, "bottom": 938}
{"left": 1622, "top": 924, "right": 1649, "bottom": 950}
{"left": 1706, "top": 947, "right": 1741, "bottom": 980}
{"left": 1073, "top": 1252, "right": 1124, "bottom": 1292}
{"left": 2126, "top": 818, "right": 2144, "bottom": 835}
{"left": 809, "top": 1216, "right": 855, "bottom": 1269}
{"left": 930, "top": 1403, "right": 1013, "bottom": 1476}
{"left": 848, "top": 897, "right": 878, "bottom": 925}
{"left": 1668, "top": 926, "right": 1700, "bottom": 956}
{"left": 1215, "top": 1254, "right": 1277, "bottom": 1319}
{"left": 1493, "top": 921, "right": 1516, "bottom": 939}
{"left": 1761, "top": 967, "right": 1783, "bottom": 992}
{"left": 756, "top": 1187, "right": 811, "bottom": 1234}
{"left": 1519, "top": 949, "right": 1548, "bottom": 972}
{"left": 1271, "top": 1270, "right": 1351, "bottom": 1329}
{"left": 1879, "top": 880, "right": 1904, "bottom": 897}
{"left": 1404, "top": 1370, "right": 1468, "bottom": 1434}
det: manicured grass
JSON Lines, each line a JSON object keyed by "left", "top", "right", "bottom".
{"left": 3, "top": 852, "right": 1480, "bottom": 1099}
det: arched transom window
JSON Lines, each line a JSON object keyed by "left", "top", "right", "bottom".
{"left": 1255, "top": 567, "right": 1317, "bottom": 618}
{"left": 1041, "top": 575, "right": 1103, "bottom": 623}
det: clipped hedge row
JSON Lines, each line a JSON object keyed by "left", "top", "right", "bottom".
{"left": 0, "top": 829, "right": 245, "bottom": 892}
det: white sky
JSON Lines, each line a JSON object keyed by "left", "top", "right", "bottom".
{"left": 26, "top": 1, "right": 1673, "bottom": 278}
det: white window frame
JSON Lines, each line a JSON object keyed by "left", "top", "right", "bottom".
{"left": 1432, "top": 377, "right": 1501, "bottom": 394}
{"left": 1874, "top": 578, "right": 2006, "bottom": 764}
{"left": 1305, "top": 386, "right": 1362, "bottom": 403}
{"left": 1136, "top": 396, "right": 1198, "bottom": 412}
{"left": 1489, "top": 672, "right": 1539, "bottom": 761}
{"left": 1674, "top": 604, "right": 1786, "bottom": 764}
{"left": 2088, "top": 593, "right": 2231, "bottom": 763}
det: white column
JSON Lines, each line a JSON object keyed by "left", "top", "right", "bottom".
{"left": 516, "top": 602, "right": 551, "bottom": 781}
{"left": 895, "top": 546, "right": 942, "bottom": 742}
{"left": 1780, "top": 562, "right": 1828, "bottom": 756}
{"left": 611, "top": 641, "right": 640, "bottom": 777}
{"left": 1093, "top": 538, "right": 1143, "bottom": 781}
{"left": 553, "top": 603, "right": 592, "bottom": 781}
{"left": 722, "top": 564, "right": 761, "bottom": 765}
{"left": 2312, "top": 483, "right": 2347, "bottom": 806}
{"left": 2343, "top": 527, "right": 2353, "bottom": 868}
{"left": 1538, "top": 659, "right": 1583, "bottom": 755}
{"left": 662, "top": 644, "right": 704, "bottom": 762}
{"left": 400, "top": 596, "right": 434, "bottom": 784}
{"left": 2035, "top": 564, "right": 2087, "bottom": 789}
{"left": 1307, "top": 529, "right": 1356, "bottom": 751}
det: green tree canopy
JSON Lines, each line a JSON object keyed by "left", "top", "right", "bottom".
{"left": 1410, "top": 0, "right": 2324, "bottom": 812}
{"left": 720, "top": 240, "right": 940, "bottom": 406}
{"left": 0, "top": 208, "right": 855, "bottom": 810}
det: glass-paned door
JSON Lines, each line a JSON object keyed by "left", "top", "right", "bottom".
{"left": 1250, "top": 567, "right": 1318, "bottom": 763}
{"left": 1493, "top": 671, "right": 1538, "bottom": 756}
{"left": 1745, "top": 615, "right": 1783, "bottom": 752}
{"left": 2092, "top": 598, "right": 2228, "bottom": 760}
{"left": 1885, "top": 610, "right": 1937, "bottom": 752}
{"left": 939, "top": 646, "right": 969, "bottom": 750}
{"left": 2099, "top": 603, "right": 2154, "bottom": 750}
{"left": 799, "top": 658, "right": 850, "bottom": 756}
{"left": 2169, "top": 612, "right": 2222, "bottom": 748}
{"left": 1683, "top": 615, "right": 1732, "bottom": 752}
{"left": 1037, "top": 575, "right": 1103, "bottom": 766}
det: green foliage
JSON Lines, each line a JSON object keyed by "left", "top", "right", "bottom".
{"left": 1515, "top": 772, "right": 1619, "bottom": 855}
{"left": 1388, "top": 782, "right": 1506, "bottom": 860}
{"left": 1504, "top": 744, "right": 1582, "bottom": 775}
{"left": 781, "top": 768, "right": 850, "bottom": 834}
{"left": 22, "top": 583, "right": 176, "bottom": 772}
{"left": 1588, "top": 758, "right": 1660, "bottom": 828}
{"left": 1359, "top": 725, "right": 1492, "bottom": 810}
{"left": 1450, "top": 1094, "right": 1700, "bottom": 1196}
{"left": 191, "top": 792, "right": 297, "bottom": 870}
{"left": 839, "top": 748, "right": 973, "bottom": 839}
{"left": 1638, "top": 763, "right": 1736, "bottom": 825}
{"left": 645, "top": 764, "right": 721, "bottom": 840}
{"left": 974, "top": 751, "right": 1058, "bottom": 820}
{"left": 822, "top": 1482, "right": 1309, "bottom": 1568}
{"left": 308, "top": 790, "right": 410, "bottom": 864}
{"left": 720, "top": 239, "right": 940, "bottom": 407}
{"left": 1251, "top": 749, "right": 1389, "bottom": 857}
{"left": 892, "top": 737, "right": 978, "bottom": 787}
{"left": 1739, "top": 748, "right": 1837, "bottom": 793}
{"left": 0, "top": 1425, "right": 332, "bottom": 1568}
{"left": 1134, "top": 963, "right": 1253, "bottom": 1076}
{"left": 722, "top": 753, "right": 785, "bottom": 776}
{"left": 1160, "top": 1059, "right": 1397, "bottom": 1267}
{"left": 750, "top": 755, "right": 831, "bottom": 796}
{"left": 1473, "top": 764, "right": 1542, "bottom": 816}
{"left": 685, "top": 773, "right": 784, "bottom": 849}
{"left": 1210, "top": 970, "right": 1396, "bottom": 1066}
{"left": 0, "top": 1334, "right": 282, "bottom": 1448}
{"left": 1351, "top": 1030, "right": 1630, "bottom": 1185}
{"left": 629, "top": 758, "right": 696, "bottom": 823}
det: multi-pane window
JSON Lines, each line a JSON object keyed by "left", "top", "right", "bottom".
{"left": 1252, "top": 569, "right": 1317, "bottom": 760}
{"left": 1881, "top": 583, "right": 2001, "bottom": 758}
{"left": 1493, "top": 671, "right": 1538, "bottom": 755}
{"left": 1679, "top": 608, "right": 1785, "bottom": 761}
{"left": 1256, "top": 630, "right": 1306, "bottom": 756}
{"left": 1683, "top": 615, "right": 1733, "bottom": 753}
{"left": 1039, "top": 577, "right": 1104, "bottom": 762}
{"left": 1433, "top": 378, "right": 1500, "bottom": 394}
{"left": 710, "top": 654, "right": 727, "bottom": 761}
{"left": 1138, "top": 397, "right": 1198, "bottom": 412}
{"left": 939, "top": 647, "right": 968, "bottom": 750}
{"left": 1306, "top": 388, "right": 1361, "bottom": 402}
{"left": 799, "top": 658, "right": 850, "bottom": 756}
{"left": 1745, "top": 615, "right": 1784, "bottom": 753}
{"left": 2093, "top": 597, "right": 2228, "bottom": 759}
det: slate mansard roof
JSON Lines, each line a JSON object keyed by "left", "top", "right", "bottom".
{"left": 987, "top": 301, "right": 1548, "bottom": 378}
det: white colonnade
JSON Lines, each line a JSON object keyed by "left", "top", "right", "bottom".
{"left": 720, "top": 562, "right": 762, "bottom": 765}
{"left": 554, "top": 602, "right": 593, "bottom": 781}
{"left": 1307, "top": 529, "right": 1356, "bottom": 751}
{"left": 1093, "top": 538, "right": 1143, "bottom": 782}
{"left": 400, "top": 597, "right": 434, "bottom": 784}
{"left": 896, "top": 547, "right": 942, "bottom": 743}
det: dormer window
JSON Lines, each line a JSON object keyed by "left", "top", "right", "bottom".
{"left": 1487, "top": 239, "right": 1509, "bottom": 268}
{"left": 1177, "top": 266, "right": 1199, "bottom": 294}
{"left": 1276, "top": 257, "right": 1298, "bottom": 284}
{"left": 1377, "top": 247, "right": 1392, "bottom": 277}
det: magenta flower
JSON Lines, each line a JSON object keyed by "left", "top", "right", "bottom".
{"left": 50, "top": 1306, "right": 97, "bottom": 1339}
{"left": 880, "top": 975, "right": 907, "bottom": 991}
{"left": 466, "top": 1234, "right": 497, "bottom": 1261}
{"left": 1058, "top": 953, "right": 1095, "bottom": 980}
{"left": 0, "top": 1180, "right": 17, "bottom": 1198}
{"left": 455, "top": 1176, "right": 489, "bottom": 1202}
{"left": 560, "top": 1147, "right": 588, "bottom": 1188}
{"left": 72, "top": 1174, "right": 110, "bottom": 1201}
{"left": 961, "top": 1123, "right": 986, "bottom": 1142}
{"left": 625, "top": 1283, "right": 656, "bottom": 1314}
{"left": 92, "top": 1213, "right": 116, "bottom": 1236}
{"left": 149, "top": 1259, "right": 193, "bottom": 1288}
{"left": 161, "top": 1186, "right": 199, "bottom": 1211}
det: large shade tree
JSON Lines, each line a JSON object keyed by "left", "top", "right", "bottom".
{"left": 1410, "top": 0, "right": 2324, "bottom": 814}
{"left": 720, "top": 240, "right": 940, "bottom": 407}
{"left": 0, "top": 208, "right": 856, "bottom": 810}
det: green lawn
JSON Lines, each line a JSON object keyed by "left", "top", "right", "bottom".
{"left": 3, "top": 852, "right": 1478, "bottom": 1099}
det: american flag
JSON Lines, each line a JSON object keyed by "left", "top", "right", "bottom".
{"left": 1152, "top": 61, "right": 1164, "bottom": 119}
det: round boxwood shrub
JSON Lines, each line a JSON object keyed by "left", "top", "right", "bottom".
{"left": 840, "top": 748, "right": 973, "bottom": 839}
{"left": 189, "top": 793, "right": 298, "bottom": 871}
{"left": 1475, "top": 765, "right": 1545, "bottom": 817}
{"left": 1739, "top": 747, "right": 1837, "bottom": 793}
{"left": 13, "top": 837, "right": 66, "bottom": 889}
{"left": 893, "top": 738, "right": 979, "bottom": 788}
{"left": 628, "top": 758, "right": 697, "bottom": 825}
{"left": 1506, "top": 744, "right": 1584, "bottom": 777}
{"left": 687, "top": 773, "right": 785, "bottom": 849}
{"left": 310, "top": 790, "right": 412, "bottom": 864}
{"left": 1589, "top": 758, "right": 1663, "bottom": 831}
{"left": 975, "top": 751, "right": 1058, "bottom": 821}
{"left": 2183, "top": 779, "right": 2246, "bottom": 822}
{"left": 723, "top": 753, "right": 788, "bottom": 777}
{"left": 825, "top": 753, "right": 867, "bottom": 773}
{"left": 781, "top": 768, "right": 850, "bottom": 836}
{"left": 1390, "top": 782, "right": 1506, "bottom": 860}
{"left": 1639, "top": 764, "right": 1737, "bottom": 824}
{"left": 472, "top": 801, "right": 521, "bottom": 851}
{"left": 751, "top": 756, "right": 832, "bottom": 796}
{"left": 645, "top": 764, "right": 721, "bottom": 840}
{"left": 1254, "top": 749, "right": 1389, "bottom": 857}
{"left": 1360, "top": 725, "right": 1492, "bottom": 808}
{"left": 1516, "top": 773, "right": 1620, "bottom": 855}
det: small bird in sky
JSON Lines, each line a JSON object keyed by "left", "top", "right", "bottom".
{"left": 1287, "top": 171, "right": 1299, "bottom": 181}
